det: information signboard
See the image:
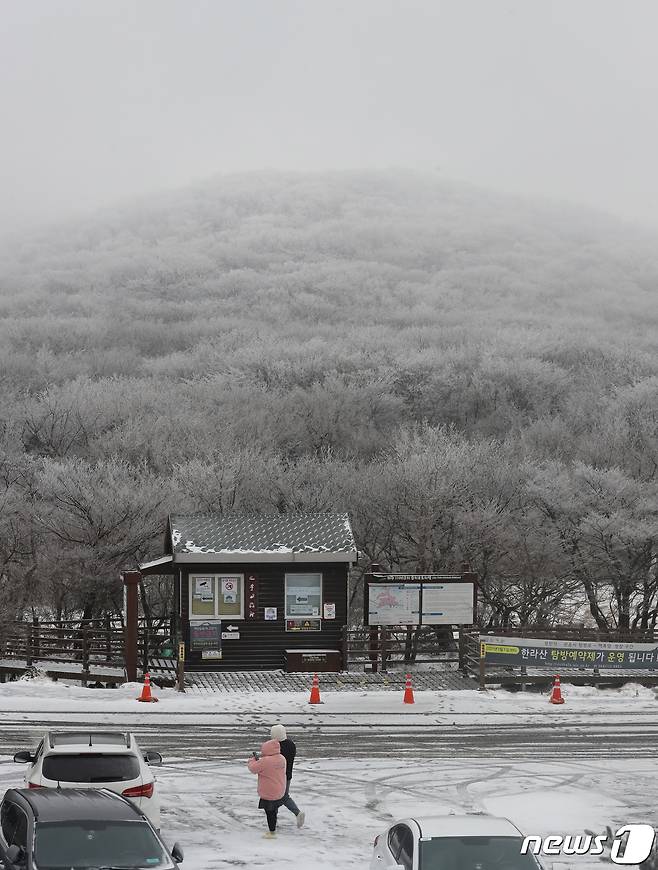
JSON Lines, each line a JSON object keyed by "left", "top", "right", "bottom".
{"left": 368, "top": 580, "right": 475, "bottom": 626}
{"left": 190, "top": 622, "right": 222, "bottom": 652}
{"left": 480, "top": 635, "right": 658, "bottom": 670}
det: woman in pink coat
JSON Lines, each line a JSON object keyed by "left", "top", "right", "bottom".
{"left": 247, "top": 738, "right": 287, "bottom": 838}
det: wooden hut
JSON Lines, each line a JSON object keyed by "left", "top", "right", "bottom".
{"left": 140, "top": 513, "right": 357, "bottom": 671}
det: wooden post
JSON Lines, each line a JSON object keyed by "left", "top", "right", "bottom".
{"left": 122, "top": 570, "right": 140, "bottom": 683}
{"left": 369, "top": 626, "right": 379, "bottom": 673}
{"left": 365, "top": 564, "right": 382, "bottom": 673}
{"left": 458, "top": 626, "right": 465, "bottom": 673}
{"left": 26, "top": 623, "right": 33, "bottom": 667}
{"left": 105, "top": 614, "right": 112, "bottom": 664}
{"left": 381, "top": 628, "right": 388, "bottom": 673}
{"left": 176, "top": 641, "right": 186, "bottom": 693}
{"left": 404, "top": 625, "right": 413, "bottom": 664}
{"left": 32, "top": 617, "right": 40, "bottom": 662}
{"left": 142, "top": 627, "right": 150, "bottom": 677}
{"left": 81, "top": 630, "right": 89, "bottom": 687}
{"left": 479, "top": 639, "right": 486, "bottom": 691}
{"left": 461, "top": 564, "right": 479, "bottom": 625}
{"left": 341, "top": 625, "right": 349, "bottom": 673}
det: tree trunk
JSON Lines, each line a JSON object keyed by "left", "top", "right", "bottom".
{"left": 139, "top": 579, "right": 152, "bottom": 631}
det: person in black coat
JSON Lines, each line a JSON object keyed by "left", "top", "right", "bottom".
{"left": 270, "top": 724, "right": 305, "bottom": 828}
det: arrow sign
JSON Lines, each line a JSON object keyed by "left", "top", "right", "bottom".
{"left": 226, "top": 625, "right": 239, "bottom": 632}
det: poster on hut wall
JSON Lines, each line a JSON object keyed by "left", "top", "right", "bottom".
{"left": 194, "top": 577, "right": 214, "bottom": 601}
{"left": 221, "top": 576, "right": 239, "bottom": 604}
{"left": 190, "top": 621, "right": 223, "bottom": 658}
{"left": 286, "top": 618, "right": 321, "bottom": 632}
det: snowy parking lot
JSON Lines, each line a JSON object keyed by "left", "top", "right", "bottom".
{"left": 152, "top": 755, "right": 658, "bottom": 869}
{"left": 1, "top": 679, "right": 657, "bottom": 868}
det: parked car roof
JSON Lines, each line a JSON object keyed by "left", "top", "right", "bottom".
{"left": 48, "top": 731, "right": 131, "bottom": 749}
{"left": 7, "top": 788, "right": 143, "bottom": 822}
{"left": 411, "top": 814, "right": 523, "bottom": 838}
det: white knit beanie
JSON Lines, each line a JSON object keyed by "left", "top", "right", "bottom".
{"left": 270, "top": 724, "right": 287, "bottom": 741}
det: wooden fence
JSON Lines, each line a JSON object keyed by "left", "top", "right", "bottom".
{"left": 0, "top": 618, "right": 175, "bottom": 685}
{"left": 9, "top": 618, "right": 655, "bottom": 689}
{"left": 342, "top": 625, "right": 464, "bottom": 672}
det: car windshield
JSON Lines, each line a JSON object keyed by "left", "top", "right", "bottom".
{"left": 42, "top": 754, "right": 140, "bottom": 783}
{"left": 419, "top": 835, "right": 540, "bottom": 870}
{"left": 34, "top": 820, "right": 173, "bottom": 869}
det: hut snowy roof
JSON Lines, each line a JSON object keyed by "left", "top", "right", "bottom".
{"left": 158, "top": 513, "right": 357, "bottom": 564}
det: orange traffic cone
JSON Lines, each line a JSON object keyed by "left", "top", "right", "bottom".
{"left": 309, "top": 672, "right": 322, "bottom": 704}
{"left": 549, "top": 674, "right": 565, "bottom": 705}
{"left": 137, "top": 672, "right": 159, "bottom": 703}
{"left": 403, "top": 673, "right": 415, "bottom": 704}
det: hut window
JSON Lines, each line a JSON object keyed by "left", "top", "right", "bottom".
{"left": 190, "top": 576, "right": 215, "bottom": 618}
{"left": 189, "top": 574, "right": 244, "bottom": 620}
{"left": 217, "top": 575, "right": 244, "bottom": 618}
{"left": 285, "top": 573, "right": 322, "bottom": 619}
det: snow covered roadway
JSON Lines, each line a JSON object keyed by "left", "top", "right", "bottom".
{"left": 2, "top": 712, "right": 658, "bottom": 759}
{"left": 0, "top": 679, "right": 657, "bottom": 868}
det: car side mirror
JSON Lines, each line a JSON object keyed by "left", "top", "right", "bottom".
{"left": 171, "top": 842, "right": 184, "bottom": 863}
{"left": 5, "top": 844, "right": 25, "bottom": 865}
{"left": 12, "top": 751, "right": 34, "bottom": 764}
{"left": 144, "top": 750, "right": 163, "bottom": 766}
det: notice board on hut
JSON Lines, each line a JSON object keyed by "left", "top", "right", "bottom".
{"left": 190, "top": 622, "right": 223, "bottom": 660}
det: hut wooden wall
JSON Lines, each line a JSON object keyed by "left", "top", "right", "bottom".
{"left": 180, "top": 562, "right": 348, "bottom": 670}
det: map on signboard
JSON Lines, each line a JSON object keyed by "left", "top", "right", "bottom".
{"left": 368, "top": 584, "right": 420, "bottom": 625}
{"left": 421, "top": 583, "right": 474, "bottom": 625}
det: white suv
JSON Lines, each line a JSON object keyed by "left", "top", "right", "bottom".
{"left": 370, "top": 814, "right": 545, "bottom": 869}
{"left": 13, "top": 731, "right": 162, "bottom": 829}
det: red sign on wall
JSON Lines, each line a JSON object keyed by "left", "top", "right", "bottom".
{"left": 247, "top": 575, "right": 258, "bottom": 619}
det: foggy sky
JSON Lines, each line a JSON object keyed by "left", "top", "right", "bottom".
{"left": 2, "top": 0, "right": 658, "bottom": 232}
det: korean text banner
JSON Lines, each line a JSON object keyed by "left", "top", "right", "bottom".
{"left": 479, "top": 635, "right": 658, "bottom": 669}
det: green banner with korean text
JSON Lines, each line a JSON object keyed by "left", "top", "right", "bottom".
{"left": 479, "top": 635, "right": 658, "bottom": 669}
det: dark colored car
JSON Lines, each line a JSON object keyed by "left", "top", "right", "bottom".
{"left": 0, "top": 787, "right": 184, "bottom": 870}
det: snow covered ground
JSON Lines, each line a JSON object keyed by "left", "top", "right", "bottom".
{"left": 0, "top": 678, "right": 657, "bottom": 868}
{"left": 151, "top": 754, "right": 657, "bottom": 870}
{"left": 0, "top": 676, "right": 657, "bottom": 719}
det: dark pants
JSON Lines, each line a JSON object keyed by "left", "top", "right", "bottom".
{"left": 265, "top": 808, "right": 278, "bottom": 832}
{"left": 282, "top": 779, "right": 300, "bottom": 815}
